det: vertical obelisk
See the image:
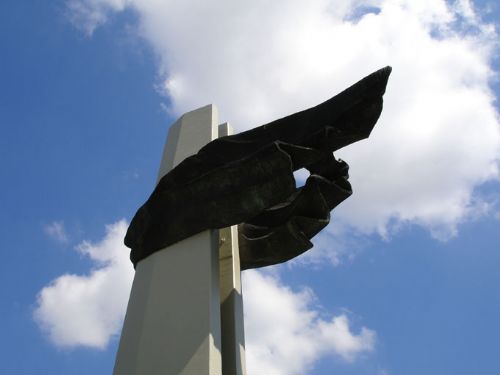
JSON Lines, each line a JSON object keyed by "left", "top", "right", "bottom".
{"left": 114, "top": 105, "right": 223, "bottom": 375}
{"left": 218, "top": 123, "right": 247, "bottom": 375}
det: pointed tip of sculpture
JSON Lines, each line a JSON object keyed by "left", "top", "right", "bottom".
{"left": 380, "top": 65, "right": 392, "bottom": 82}
{"left": 373, "top": 65, "right": 392, "bottom": 94}
{"left": 382, "top": 65, "right": 392, "bottom": 75}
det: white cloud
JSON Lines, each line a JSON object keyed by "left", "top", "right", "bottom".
{"left": 66, "top": 0, "right": 131, "bottom": 35}
{"left": 34, "top": 220, "right": 134, "bottom": 349}
{"left": 44, "top": 221, "right": 69, "bottom": 244}
{"left": 243, "top": 270, "right": 375, "bottom": 374}
{"left": 66, "top": 0, "right": 500, "bottom": 245}
{"left": 34, "top": 221, "right": 374, "bottom": 372}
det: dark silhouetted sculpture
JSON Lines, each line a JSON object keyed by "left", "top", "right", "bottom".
{"left": 125, "top": 66, "right": 392, "bottom": 269}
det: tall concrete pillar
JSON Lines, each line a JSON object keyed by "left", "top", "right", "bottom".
{"left": 114, "top": 105, "right": 222, "bottom": 375}
{"left": 218, "top": 123, "right": 247, "bottom": 375}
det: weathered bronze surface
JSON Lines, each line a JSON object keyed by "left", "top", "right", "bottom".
{"left": 125, "top": 66, "right": 391, "bottom": 269}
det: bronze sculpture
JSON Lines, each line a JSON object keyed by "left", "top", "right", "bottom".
{"left": 125, "top": 66, "right": 392, "bottom": 269}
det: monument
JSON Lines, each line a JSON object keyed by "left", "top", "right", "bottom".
{"left": 114, "top": 66, "right": 391, "bottom": 374}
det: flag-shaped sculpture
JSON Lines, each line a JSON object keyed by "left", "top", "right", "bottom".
{"left": 125, "top": 66, "right": 392, "bottom": 269}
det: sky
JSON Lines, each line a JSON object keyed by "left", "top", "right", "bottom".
{"left": 1, "top": 0, "right": 500, "bottom": 374}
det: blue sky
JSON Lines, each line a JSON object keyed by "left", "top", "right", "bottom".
{"left": 1, "top": 1, "right": 500, "bottom": 374}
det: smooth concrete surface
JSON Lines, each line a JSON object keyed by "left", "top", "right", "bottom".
{"left": 218, "top": 122, "right": 247, "bottom": 375}
{"left": 219, "top": 226, "right": 247, "bottom": 375}
{"left": 114, "top": 231, "right": 222, "bottom": 375}
{"left": 114, "top": 105, "right": 222, "bottom": 375}
{"left": 157, "top": 104, "right": 218, "bottom": 183}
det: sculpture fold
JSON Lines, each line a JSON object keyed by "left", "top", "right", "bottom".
{"left": 125, "top": 66, "right": 392, "bottom": 269}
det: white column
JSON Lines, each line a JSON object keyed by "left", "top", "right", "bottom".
{"left": 218, "top": 123, "right": 247, "bottom": 375}
{"left": 114, "top": 105, "right": 222, "bottom": 375}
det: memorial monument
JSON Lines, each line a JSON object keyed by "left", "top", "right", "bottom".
{"left": 114, "top": 66, "right": 391, "bottom": 375}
